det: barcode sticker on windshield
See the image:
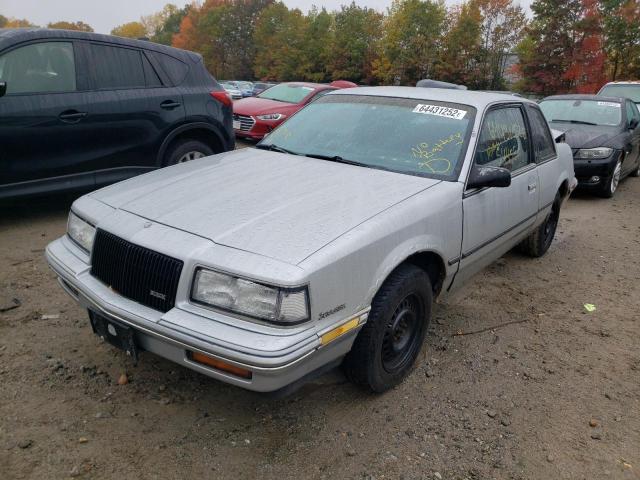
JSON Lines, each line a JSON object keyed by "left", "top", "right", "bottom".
{"left": 413, "top": 104, "right": 467, "bottom": 119}
{"left": 597, "top": 101, "right": 620, "bottom": 107}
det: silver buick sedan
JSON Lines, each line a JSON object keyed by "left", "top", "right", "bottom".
{"left": 46, "top": 87, "right": 576, "bottom": 393}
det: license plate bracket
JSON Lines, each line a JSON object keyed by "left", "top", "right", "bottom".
{"left": 89, "top": 311, "right": 139, "bottom": 364}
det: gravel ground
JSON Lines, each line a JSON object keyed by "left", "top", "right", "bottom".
{"left": 1, "top": 161, "right": 639, "bottom": 480}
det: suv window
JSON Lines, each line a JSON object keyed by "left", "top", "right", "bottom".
{"left": 475, "top": 106, "right": 531, "bottom": 171}
{"left": 91, "top": 44, "right": 145, "bottom": 89}
{"left": 526, "top": 105, "right": 555, "bottom": 162}
{"left": 0, "top": 42, "right": 76, "bottom": 94}
{"left": 152, "top": 52, "right": 188, "bottom": 86}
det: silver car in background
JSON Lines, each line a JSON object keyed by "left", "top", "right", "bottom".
{"left": 46, "top": 87, "right": 576, "bottom": 393}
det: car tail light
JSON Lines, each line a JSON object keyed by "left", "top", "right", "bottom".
{"left": 210, "top": 91, "right": 233, "bottom": 108}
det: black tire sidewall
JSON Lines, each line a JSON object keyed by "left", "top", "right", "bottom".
{"left": 164, "top": 140, "right": 213, "bottom": 166}
{"left": 350, "top": 265, "right": 432, "bottom": 392}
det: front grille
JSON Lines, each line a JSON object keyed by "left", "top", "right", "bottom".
{"left": 233, "top": 114, "right": 255, "bottom": 132}
{"left": 91, "top": 229, "right": 183, "bottom": 313}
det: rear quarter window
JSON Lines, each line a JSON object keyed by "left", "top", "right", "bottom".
{"left": 151, "top": 52, "right": 189, "bottom": 86}
{"left": 526, "top": 105, "right": 556, "bottom": 162}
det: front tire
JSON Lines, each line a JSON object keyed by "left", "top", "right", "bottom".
{"left": 164, "top": 139, "right": 213, "bottom": 166}
{"left": 519, "top": 193, "right": 561, "bottom": 258}
{"left": 342, "top": 264, "right": 432, "bottom": 393}
{"left": 598, "top": 158, "right": 622, "bottom": 198}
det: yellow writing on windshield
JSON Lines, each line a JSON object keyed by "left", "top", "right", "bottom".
{"left": 411, "top": 132, "right": 463, "bottom": 174}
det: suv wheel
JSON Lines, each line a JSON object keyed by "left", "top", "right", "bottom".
{"left": 164, "top": 140, "right": 213, "bottom": 166}
{"left": 631, "top": 158, "right": 640, "bottom": 178}
{"left": 342, "top": 264, "right": 432, "bottom": 393}
{"left": 519, "top": 192, "right": 561, "bottom": 257}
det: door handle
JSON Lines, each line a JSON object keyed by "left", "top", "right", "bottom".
{"left": 59, "top": 110, "right": 87, "bottom": 123}
{"left": 160, "top": 100, "right": 181, "bottom": 110}
{"left": 528, "top": 183, "right": 537, "bottom": 192}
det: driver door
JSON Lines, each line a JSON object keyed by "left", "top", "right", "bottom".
{"left": 456, "top": 104, "right": 539, "bottom": 285}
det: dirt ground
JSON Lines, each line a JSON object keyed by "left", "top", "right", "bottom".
{"left": 1, "top": 160, "right": 639, "bottom": 480}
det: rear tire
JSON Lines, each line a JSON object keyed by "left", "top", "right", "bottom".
{"left": 519, "top": 193, "right": 561, "bottom": 258}
{"left": 342, "top": 264, "right": 432, "bottom": 393}
{"left": 630, "top": 158, "right": 640, "bottom": 178}
{"left": 163, "top": 139, "right": 213, "bottom": 166}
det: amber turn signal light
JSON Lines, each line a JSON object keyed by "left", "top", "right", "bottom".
{"left": 189, "top": 351, "right": 252, "bottom": 379}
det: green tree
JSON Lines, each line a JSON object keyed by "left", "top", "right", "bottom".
{"left": 47, "top": 21, "right": 94, "bottom": 32}
{"left": 329, "top": 2, "right": 383, "bottom": 83}
{"left": 143, "top": 4, "right": 191, "bottom": 45}
{"left": 601, "top": 0, "right": 640, "bottom": 80}
{"left": 298, "top": 7, "right": 333, "bottom": 82}
{"left": 374, "top": 0, "right": 447, "bottom": 85}
{"left": 473, "top": 0, "right": 527, "bottom": 89}
{"left": 437, "top": 1, "right": 483, "bottom": 87}
{"left": 111, "top": 21, "right": 148, "bottom": 39}
{"left": 253, "top": 2, "right": 308, "bottom": 80}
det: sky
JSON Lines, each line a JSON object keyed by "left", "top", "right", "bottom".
{"left": 2, "top": 0, "right": 532, "bottom": 35}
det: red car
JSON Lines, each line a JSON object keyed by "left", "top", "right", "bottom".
{"left": 233, "top": 81, "right": 357, "bottom": 140}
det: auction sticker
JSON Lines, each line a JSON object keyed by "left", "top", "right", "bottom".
{"left": 413, "top": 104, "right": 467, "bottom": 119}
{"left": 597, "top": 101, "right": 620, "bottom": 107}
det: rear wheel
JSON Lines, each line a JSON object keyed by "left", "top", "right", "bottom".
{"left": 519, "top": 193, "right": 561, "bottom": 258}
{"left": 598, "top": 158, "right": 622, "bottom": 198}
{"left": 631, "top": 158, "right": 640, "bottom": 178}
{"left": 164, "top": 139, "right": 213, "bottom": 166}
{"left": 342, "top": 264, "right": 432, "bottom": 392}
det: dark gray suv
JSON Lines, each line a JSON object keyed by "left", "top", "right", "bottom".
{"left": 0, "top": 29, "right": 234, "bottom": 199}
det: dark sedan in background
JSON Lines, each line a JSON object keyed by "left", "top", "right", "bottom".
{"left": 539, "top": 94, "right": 640, "bottom": 197}
{"left": 0, "top": 28, "right": 234, "bottom": 199}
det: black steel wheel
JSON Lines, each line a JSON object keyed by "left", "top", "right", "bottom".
{"left": 343, "top": 264, "right": 432, "bottom": 392}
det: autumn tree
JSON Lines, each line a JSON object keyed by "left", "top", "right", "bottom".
{"left": 3, "top": 18, "right": 36, "bottom": 28}
{"left": 374, "top": 0, "right": 446, "bottom": 85}
{"left": 564, "top": 0, "right": 607, "bottom": 92}
{"left": 0, "top": 15, "right": 8, "bottom": 28}
{"left": 437, "top": 1, "right": 483, "bottom": 87}
{"left": 516, "top": 0, "right": 583, "bottom": 95}
{"left": 298, "top": 7, "right": 333, "bottom": 82}
{"left": 111, "top": 21, "right": 148, "bottom": 39}
{"left": 142, "top": 4, "right": 191, "bottom": 45}
{"left": 47, "top": 21, "right": 94, "bottom": 32}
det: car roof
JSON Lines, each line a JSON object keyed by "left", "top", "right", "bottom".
{"left": 329, "top": 86, "right": 535, "bottom": 109}
{"left": 0, "top": 28, "right": 200, "bottom": 63}
{"left": 541, "top": 94, "right": 626, "bottom": 103}
{"left": 283, "top": 82, "right": 332, "bottom": 90}
{"left": 601, "top": 81, "right": 640, "bottom": 85}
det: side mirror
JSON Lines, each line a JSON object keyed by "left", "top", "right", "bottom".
{"left": 0, "top": 82, "right": 6, "bottom": 98}
{"left": 468, "top": 165, "right": 511, "bottom": 189}
{"left": 629, "top": 118, "right": 639, "bottom": 130}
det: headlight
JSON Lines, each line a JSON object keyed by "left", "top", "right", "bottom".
{"left": 574, "top": 147, "right": 613, "bottom": 159}
{"left": 257, "top": 113, "right": 285, "bottom": 121}
{"left": 67, "top": 211, "right": 96, "bottom": 253}
{"left": 191, "top": 268, "right": 310, "bottom": 324}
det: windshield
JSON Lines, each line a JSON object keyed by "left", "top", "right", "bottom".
{"left": 539, "top": 99, "right": 622, "bottom": 126}
{"left": 259, "top": 94, "right": 476, "bottom": 180}
{"left": 599, "top": 84, "right": 640, "bottom": 103}
{"left": 258, "top": 83, "right": 315, "bottom": 104}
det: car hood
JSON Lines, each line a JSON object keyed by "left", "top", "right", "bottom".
{"left": 548, "top": 122, "right": 623, "bottom": 149}
{"left": 233, "top": 97, "right": 300, "bottom": 116}
{"left": 90, "top": 149, "right": 440, "bottom": 265}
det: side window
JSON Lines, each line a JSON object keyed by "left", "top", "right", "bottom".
{"left": 475, "top": 106, "right": 531, "bottom": 172}
{"left": 626, "top": 101, "right": 640, "bottom": 128}
{"left": 526, "top": 105, "right": 556, "bottom": 162}
{"left": 90, "top": 44, "right": 145, "bottom": 89}
{"left": 142, "top": 52, "right": 162, "bottom": 87}
{"left": 0, "top": 42, "right": 76, "bottom": 94}
{"left": 151, "top": 52, "right": 188, "bottom": 86}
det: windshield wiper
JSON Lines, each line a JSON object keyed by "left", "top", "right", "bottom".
{"left": 304, "top": 153, "right": 366, "bottom": 167}
{"left": 551, "top": 119, "right": 598, "bottom": 126}
{"left": 256, "top": 143, "right": 300, "bottom": 155}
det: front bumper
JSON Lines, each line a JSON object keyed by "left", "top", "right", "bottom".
{"left": 45, "top": 236, "right": 366, "bottom": 393}
{"left": 234, "top": 118, "right": 285, "bottom": 140}
{"left": 573, "top": 152, "right": 620, "bottom": 187}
